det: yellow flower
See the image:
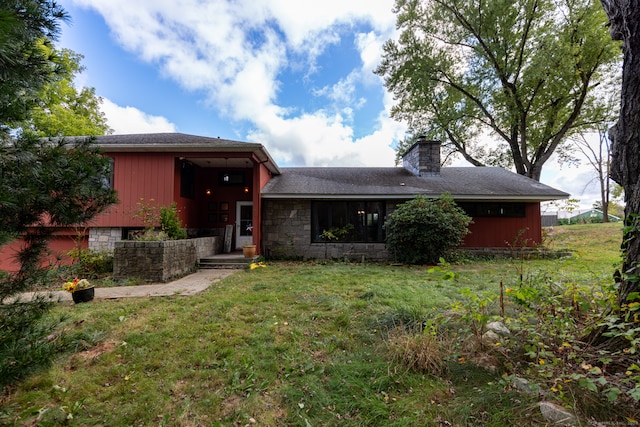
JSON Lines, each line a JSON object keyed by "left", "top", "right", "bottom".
{"left": 249, "top": 262, "right": 267, "bottom": 270}
{"left": 62, "top": 278, "right": 91, "bottom": 292}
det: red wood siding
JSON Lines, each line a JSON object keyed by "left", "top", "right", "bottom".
{"left": 0, "top": 229, "right": 86, "bottom": 272}
{"left": 463, "top": 203, "right": 542, "bottom": 247}
{"left": 93, "top": 153, "right": 176, "bottom": 227}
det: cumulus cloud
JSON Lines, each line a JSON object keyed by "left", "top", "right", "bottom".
{"left": 70, "top": 0, "right": 399, "bottom": 166}
{"left": 101, "top": 99, "right": 177, "bottom": 134}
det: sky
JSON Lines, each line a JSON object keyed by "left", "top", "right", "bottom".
{"left": 56, "top": 0, "right": 609, "bottom": 211}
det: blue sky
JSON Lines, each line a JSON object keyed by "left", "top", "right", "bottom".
{"left": 56, "top": 0, "right": 607, "bottom": 209}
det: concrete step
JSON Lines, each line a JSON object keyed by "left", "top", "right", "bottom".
{"left": 198, "top": 255, "right": 255, "bottom": 269}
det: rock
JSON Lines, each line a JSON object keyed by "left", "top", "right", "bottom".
{"left": 486, "top": 321, "right": 510, "bottom": 336}
{"left": 511, "top": 377, "right": 539, "bottom": 396}
{"left": 538, "top": 401, "right": 577, "bottom": 426}
{"left": 482, "top": 330, "right": 501, "bottom": 345}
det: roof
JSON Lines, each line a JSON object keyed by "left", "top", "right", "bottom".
{"left": 63, "top": 133, "right": 281, "bottom": 174}
{"left": 260, "top": 166, "right": 569, "bottom": 202}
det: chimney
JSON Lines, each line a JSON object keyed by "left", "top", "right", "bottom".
{"left": 402, "top": 136, "right": 441, "bottom": 176}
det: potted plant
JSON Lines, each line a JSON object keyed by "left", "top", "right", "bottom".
{"left": 62, "top": 278, "right": 95, "bottom": 304}
{"left": 242, "top": 242, "right": 257, "bottom": 258}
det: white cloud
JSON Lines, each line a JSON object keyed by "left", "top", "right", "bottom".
{"left": 101, "top": 99, "right": 177, "bottom": 134}
{"left": 69, "top": 0, "right": 400, "bottom": 166}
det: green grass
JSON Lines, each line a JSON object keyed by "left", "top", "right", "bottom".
{"left": 0, "top": 223, "right": 626, "bottom": 426}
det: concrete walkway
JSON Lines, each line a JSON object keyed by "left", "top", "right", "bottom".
{"left": 8, "top": 269, "right": 239, "bottom": 303}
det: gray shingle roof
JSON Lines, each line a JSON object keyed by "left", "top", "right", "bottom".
{"left": 90, "top": 133, "right": 260, "bottom": 149}
{"left": 260, "top": 167, "right": 568, "bottom": 202}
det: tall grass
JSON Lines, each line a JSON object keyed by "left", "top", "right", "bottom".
{"left": 0, "top": 223, "right": 625, "bottom": 426}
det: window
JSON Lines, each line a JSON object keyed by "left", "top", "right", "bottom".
{"left": 458, "top": 202, "right": 526, "bottom": 217}
{"left": 180, "top": 160, "right": 195, "bottom": 199}
{"left": 311, "top": 201, "right": 385, "bottom": 243}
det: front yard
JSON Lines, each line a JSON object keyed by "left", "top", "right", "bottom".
{"left": 2, "top": 223, "right": 635, "bottom": 426}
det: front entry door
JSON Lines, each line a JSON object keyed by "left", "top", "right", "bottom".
{"left": 235, "top": 201, "right": 253, "bottom": 249}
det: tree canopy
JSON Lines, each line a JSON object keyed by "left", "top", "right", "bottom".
{"left": 376, "top": 0, "right": 621, "bottom": 180}
{"left": 19, "top": 47, "right": 112, "bottom": 137}
{"left": 0, "top": 0, "right": 68, "bottom": 134}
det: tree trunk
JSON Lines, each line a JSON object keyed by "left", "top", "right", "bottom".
{"left": 601, "top": 0, "right": 640, "bottom": 306}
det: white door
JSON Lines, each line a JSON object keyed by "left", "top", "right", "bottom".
{"left": 235, "top": 201, "right": 253, "bottom": 249}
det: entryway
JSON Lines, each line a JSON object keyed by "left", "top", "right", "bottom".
{"left": 235, "top": 201, "right": 253, "bottom": 250}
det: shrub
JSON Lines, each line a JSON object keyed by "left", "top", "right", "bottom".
{"left": 133, "top": 199, "right": 187, "bottom": 240}
{"left": 384, "top": 194, "right": 471, "bottom": 264}
{"left": 67, "top": 247, "right": 113, "bottom": 278}
{"left": 159, "top": 203, "right": 187, "bottom": 240}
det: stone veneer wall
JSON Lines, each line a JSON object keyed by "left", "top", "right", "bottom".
{"left": 261, "top": 199, "right": 390, "bottom": 261}
{"left": 89, "top": 228, "right": 122, "bottom": 252}
{"left": 113, "top": 237, "right": 220, "bottom": 282}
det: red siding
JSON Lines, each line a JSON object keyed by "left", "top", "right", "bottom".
{"left": 463, "top": 203, "right": 542, "bottom": 247}
{"left": 93, "top": 153, "right": 176, "bottom": 227}
{"left": 0, "top": 229, "right": 86, "bottom": 272}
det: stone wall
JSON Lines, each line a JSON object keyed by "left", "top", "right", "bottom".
{"left": 193, "top": 236, "right": 223, "bottom": 259}
{"left": 89, "top": 228, "right": 122, "bottom": 252}
{"left": 113, "top": 238, "right": 219, "bottom": 282}
{"left": 261, "top": 199, "right": 390, "bottom": 261}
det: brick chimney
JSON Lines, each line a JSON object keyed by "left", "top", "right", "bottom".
{"left": 402, "top": 136, "right": 441, "bottom": 176}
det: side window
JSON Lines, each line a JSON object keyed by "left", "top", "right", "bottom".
{"left": 180, "top": 160, "right": 195, "bottom": 199}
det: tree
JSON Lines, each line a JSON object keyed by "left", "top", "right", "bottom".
{"left": 599, "top": 0, "right": 640, "bottom": 307}
{"left": 0, "top": 135, "right": 117, "bottom": 386}
{"left": 376, "top": 0, "right": 621, "bottom": 181}
{"left": 0, "top": 1, "right": 116, "bottom": 388}
{"left": 19, "top": 48, "right": 111, "bottom": 137}
{"left": 572, "top": 129, "right": 614, "bottom": 221}
{"left": 0, "top": 1, "right": 68, "bottom": 134}
{"left": 384, "top": 194, "right": 471, "bottom": 264}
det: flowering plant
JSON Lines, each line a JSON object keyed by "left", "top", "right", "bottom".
{"left": 62, "top": 278, "right": 92, "bottom": 293}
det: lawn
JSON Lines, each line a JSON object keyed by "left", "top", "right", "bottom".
{"left": 0, "top": 223, "right": 628, "bottom": 426}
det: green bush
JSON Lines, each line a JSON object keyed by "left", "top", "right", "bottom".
{"left": 384, "top": 194, "right": 471, "bottom": 264}
{"left": 160, "top": 203, "right": 187, "bottom": 240}
{"left": 67, "top": 247, "right": 113, "bottom": 278}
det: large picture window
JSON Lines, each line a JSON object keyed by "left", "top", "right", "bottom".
{"left": 311, "top": 201, "right": 385, "bottom": 243}
{"left": 457, "top": 202, "right": 526, "bottom": 217}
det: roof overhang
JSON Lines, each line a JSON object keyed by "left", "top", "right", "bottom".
{"left": 55, "top": 134, "right": 281, "bottom": 175}
{"left": 260, "top": 193, "right": 568, "bottom": 202}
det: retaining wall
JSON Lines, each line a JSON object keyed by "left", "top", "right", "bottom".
{"left": 113, "top": 236, "right": 221, "bottom": 282}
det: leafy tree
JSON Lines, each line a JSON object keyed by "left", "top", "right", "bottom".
{"left": 20, "top": 48, "right": 111, "bottom": 137}
{"left": 599, "top": 0, "right": 640, "bottom": 307}
{"left": 0, "top": 0, "right": 68, "bottom": 134}
{"left": 384, "top": 194, "right": 471, "bottom": 264}
{"left": 376, "top": 0, "right": 621, "bottom": 181}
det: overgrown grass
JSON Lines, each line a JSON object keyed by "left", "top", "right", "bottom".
{"left": 0, "top": 223, "right": 629, "bottom": 426}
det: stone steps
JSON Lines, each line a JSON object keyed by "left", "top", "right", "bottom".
{"left": 198, "top": 254, "right": 255, "bottom": 269}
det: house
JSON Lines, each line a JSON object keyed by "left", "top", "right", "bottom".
{"left": 564, "top": 209, "right": 621, "bottom": 224}
{"left": 0, "top": 133, "right": 568, "bottom": 270}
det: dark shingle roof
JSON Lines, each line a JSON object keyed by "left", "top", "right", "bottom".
{"left": 65, "top": 133, "right": 280, "bottom": 174}
{"left": 260, "top": 167, "right": 568, "bottom": 202}
{"left": 90, "top": 133, "right": 259, "bottom": 149}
